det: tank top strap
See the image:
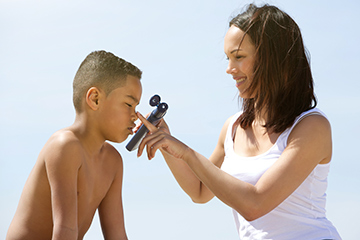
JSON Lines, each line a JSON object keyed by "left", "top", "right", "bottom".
{"left": 282, "top": 108, "right": 328, "bottom": 145}
{"left": 224, "top": 111, "right": 242, "bottom": 154}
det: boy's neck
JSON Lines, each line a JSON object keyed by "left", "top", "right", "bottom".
{"left": 69, "top": 113, "right": 106, "bottom": 157}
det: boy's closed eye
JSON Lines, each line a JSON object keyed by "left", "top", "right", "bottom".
{"left": 125, "top": 95, "right": 140, "bottom": 108}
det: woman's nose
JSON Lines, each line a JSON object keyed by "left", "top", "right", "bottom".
{"left": 226, "top": 62, "right": 237, "bottom": 74}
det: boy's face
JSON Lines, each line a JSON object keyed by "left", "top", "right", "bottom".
{"left": 98, "top": 75, "right": 142, "bottom": 143}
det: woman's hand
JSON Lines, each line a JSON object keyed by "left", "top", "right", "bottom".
{"left": 136, "top": 112, "right": 189, "bottom": 161}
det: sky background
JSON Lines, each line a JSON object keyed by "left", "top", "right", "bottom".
{"left": 1, "top": 0, "right": 359, "bottom": 239}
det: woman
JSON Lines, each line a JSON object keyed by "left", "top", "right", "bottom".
{"left": 137, "top": 4, "right": 341, "bottom": 239}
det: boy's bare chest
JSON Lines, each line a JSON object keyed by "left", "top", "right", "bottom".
{"left": 77, "top": 161, "right": 114, "bottom": 209}
{"left": 75, "top": 161, "right": 116, "bottom": 234}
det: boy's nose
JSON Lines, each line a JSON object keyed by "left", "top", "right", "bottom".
{"left": 132, "top": 112, "right": 138, "bottom": 122}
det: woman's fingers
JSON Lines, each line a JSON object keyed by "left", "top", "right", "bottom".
{"left": 136, "top": 111, "right": 185, "bottom": 160}
{"left": 145, "top": 133, "right": 166, "bottom": 159}
{"left": 133, "top": 112, "right": 151, "bottom": 133}
{"left": 136, "top": 112, "right": 161, "bottom": 157}
{"left": 136, "top": 112, "right": 158, "bottom": 133}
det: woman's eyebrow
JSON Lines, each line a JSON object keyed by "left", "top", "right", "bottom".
{"left": 230, "top": 48, "right": 242, "bottom": 54}
{"left": 225, "top": 48, "right": 244, "bottom": 57}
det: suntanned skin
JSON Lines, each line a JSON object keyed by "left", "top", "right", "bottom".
{"left": 6, "top": 75, "right": 142, "bottom": 240}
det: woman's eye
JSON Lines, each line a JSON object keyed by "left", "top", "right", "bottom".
{"left": 126, "top": 103, "right": 132, "bottom": 108}
{"left": 225, "top": 55, "right": 243, "bottom": 61}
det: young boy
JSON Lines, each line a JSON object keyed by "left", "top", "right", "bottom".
{"left": 6, "top": 50, "right": 142, "bottom": 240}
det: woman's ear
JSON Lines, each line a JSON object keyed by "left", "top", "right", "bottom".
{"left": 86, "top": 87, "right": 101, "bottom": 110}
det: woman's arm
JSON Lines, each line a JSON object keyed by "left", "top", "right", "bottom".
{"left": 138, "top": 113, "right": 232, "bottom": 203}
{"left": 138, "top": 113, "right": 332, "bottom": 221}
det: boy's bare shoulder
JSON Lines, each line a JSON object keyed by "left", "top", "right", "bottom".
{"left": 46, "top": 128, "right": 81, "bottom": 147}
{"left": 41, "top": 129, "right": 84, "bottom": 166}
{"left": 47, "top": 129, "right": 82, "bottom": 148}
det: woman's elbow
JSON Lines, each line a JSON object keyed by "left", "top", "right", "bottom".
{"left": 190, "top": 193, "right": 213, "bottom": 204}
{"left": 234, "top": 203, "right": 267, "bottom": 222}
{"left": 191, "top": 196, "right": 210, "bottom": 204}
{"left": 242, "top": 211, "right": 263, "bottom": 222}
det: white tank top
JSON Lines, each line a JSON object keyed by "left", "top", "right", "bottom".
{"left": 221, "top": 108, "right": 341, "bottom": 240}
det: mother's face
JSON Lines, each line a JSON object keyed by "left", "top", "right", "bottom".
{"left": 224, "top": 25, "right": 256, "bottom": 99}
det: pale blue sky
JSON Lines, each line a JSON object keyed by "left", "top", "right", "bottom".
{"left": 1, "top": 0, "right": 359, "bottom": 239}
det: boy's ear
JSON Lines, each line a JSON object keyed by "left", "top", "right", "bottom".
{"left": 86, "top": 87, "right": 101, "bottom": 110}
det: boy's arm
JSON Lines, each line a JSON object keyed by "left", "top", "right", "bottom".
{"left": 98, "top": 149, "right": 128, "bottom": 240}
{"left": 45, "top": 136, "right": 82, "bottom": 240}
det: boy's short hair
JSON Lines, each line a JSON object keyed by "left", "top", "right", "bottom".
{"left": 73, "top": 50, "right": 142, "bottom": 112}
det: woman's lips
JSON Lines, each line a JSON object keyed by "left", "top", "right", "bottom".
{"left": 234, "top": 77, "right": 246, "bottom": 87}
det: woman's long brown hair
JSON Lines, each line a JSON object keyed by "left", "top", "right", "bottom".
{"left": 230, "top": 4, "right": 317, "bottom": 133}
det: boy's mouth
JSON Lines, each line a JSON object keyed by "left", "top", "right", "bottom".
{"left": 128, "top": 127, "right": 134, "bottom": 134}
